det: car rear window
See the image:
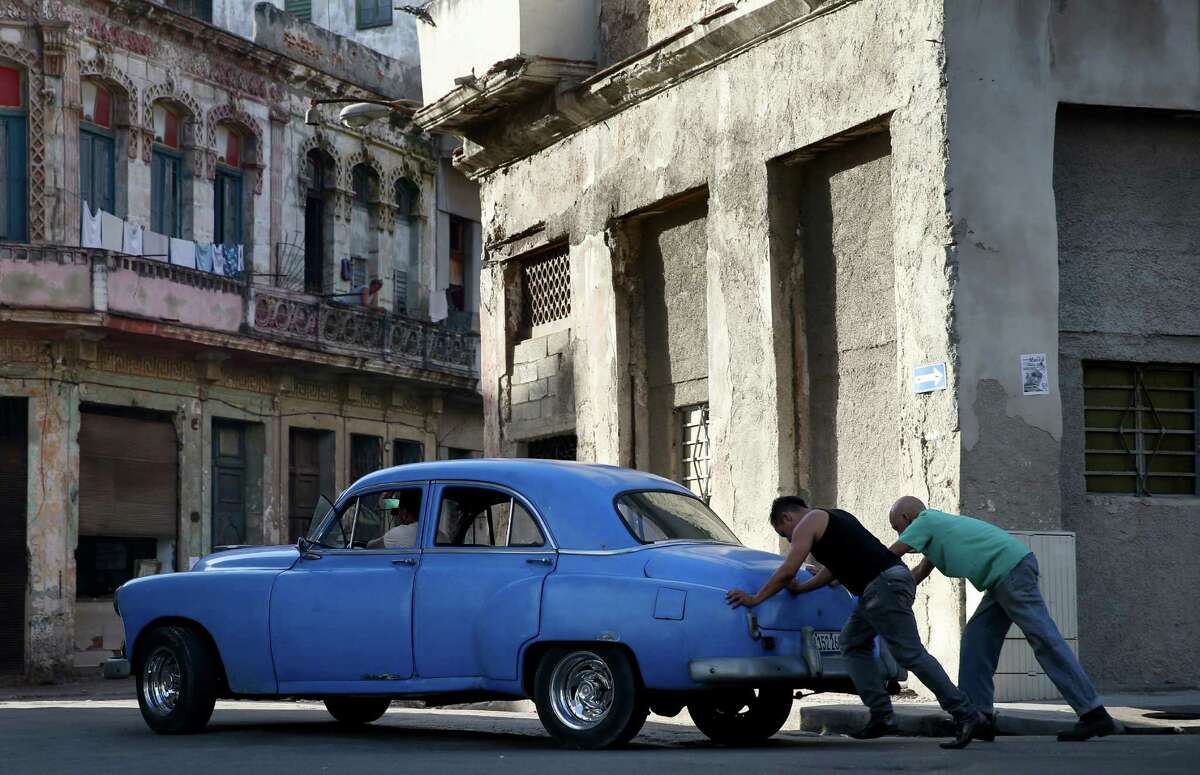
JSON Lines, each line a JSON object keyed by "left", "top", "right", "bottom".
{"left": 615, "top": 491, "right": 740, "bottom": 545}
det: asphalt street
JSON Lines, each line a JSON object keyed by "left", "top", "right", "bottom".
{"left": 2, "top": 699, "right": 1196, "bottom": 775}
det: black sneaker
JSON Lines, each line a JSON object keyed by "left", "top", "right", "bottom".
{"left": 1057, "top": 707, "right": 1117, "bottom": 742}
{"left": 940, "top": 714, "right": 984, "bottom": 750}
{"left": 850, "top": 715, "right": 900, "bottom": 740}
{"left": 976, "top": 712, "right": 997, "bottom": 743}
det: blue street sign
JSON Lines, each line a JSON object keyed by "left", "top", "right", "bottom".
{"left": 912, "top": 362, "right": 947, "bottom": 394}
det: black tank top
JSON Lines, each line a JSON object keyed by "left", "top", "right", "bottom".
{"left": 809, "top": 508, "right": 903, "bottom": 596}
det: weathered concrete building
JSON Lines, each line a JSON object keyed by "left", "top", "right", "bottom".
{"left": 415, "top": 0, "right": 1200, "bottom": 693}
{"left": 0, "top": 0, "right": 483, "bottom": 680}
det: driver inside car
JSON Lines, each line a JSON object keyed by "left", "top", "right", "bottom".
{"left": 366, "top": 490, "right": 422, "bottom": 549}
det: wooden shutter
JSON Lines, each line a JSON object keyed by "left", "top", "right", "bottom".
{"left": 78, "top": 411, "right": 178, "bottom": 538}
{"left": 285, "top": 0, "right": 312, "bottom": 21}
{"left": 0, "top": 115, "right": 26, "bottom": 241}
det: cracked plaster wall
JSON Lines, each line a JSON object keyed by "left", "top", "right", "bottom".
{"left": 802, "top": 131, "right": 898, "bottom": 539}
{"left": 476, "top": 0, "right": 957, "bottom": 579}
{"left": 1054, "top": 108, "right": 1200, "bottom": 689}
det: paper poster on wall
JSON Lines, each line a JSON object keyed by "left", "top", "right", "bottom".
{"left": 1021, "top": 353, "right": 1050, "bottom": 396}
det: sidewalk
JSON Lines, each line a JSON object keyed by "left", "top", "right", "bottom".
{"left": 795, "top": 690, "right": 1200, "bottom": 737}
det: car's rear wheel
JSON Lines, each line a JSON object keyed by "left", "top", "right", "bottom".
{"left": 324, "top": 697, "right": 391, "bottom": 725}
{"left": 533, "top": 646, "right": 647, "bottom": 749}
{"left": 135, "top": 625, "right": 219, "bottom": 734}
{"left": 688, "top": 687, "right": 793, "bottom": 746}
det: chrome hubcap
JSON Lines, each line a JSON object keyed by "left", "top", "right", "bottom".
{"left": 143, "top": 647, "right": 181, "bottom": 715}
{"left": 549, "top": 652, "right": 615, "bottom": 730}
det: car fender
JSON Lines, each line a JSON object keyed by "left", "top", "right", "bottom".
{"left": 531, "top": 572, "right": 692, "bottom": 690}
{"left": 118, "top": 570, "right": 279, "bottom": 695}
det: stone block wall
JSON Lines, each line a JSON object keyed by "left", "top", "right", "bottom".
{"left": 508, "top": 328, "right": 574, "bottom": 433}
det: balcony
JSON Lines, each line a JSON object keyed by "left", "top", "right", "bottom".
{"left": 250, "top": 287, "right": 479, "bottom": 380}
{"left": 416, "top": 0, "right": 598, "bottom": 131}
{"left": 0, "top": 243, "right": 479, "bottom": 384}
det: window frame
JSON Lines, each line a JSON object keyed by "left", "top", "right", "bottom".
{"left": 426, "top": 482, "right": 555, "bottom": 552}
{"left": 151, "top": 146, "right": 183, "bottom": 238}
{"left": 356, "top": 0, "right": 393, "bottom": 29}
{"left": 213, "top": 164, "right": 242, "bottom": 245}
{"left": 0, "top": 65, "right": 28, "bottom": 242}
{"left": 79, "top": 84, "right": 116, "bottom": 217}
{"left": 309, "top": 482, "right": 429, "bottom": 554}
{"left": 1082, "top": 361, "right": 1198, "bottom": 497}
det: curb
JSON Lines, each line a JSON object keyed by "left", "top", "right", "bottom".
{"left": 797, "top": 704, "right": 1194, "bottom": 738}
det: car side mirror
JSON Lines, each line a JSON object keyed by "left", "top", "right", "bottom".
{"left": 380, "top": 498, "right": 401, "bottom": 510}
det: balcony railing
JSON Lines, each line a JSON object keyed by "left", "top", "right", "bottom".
{"left": 0, "top": 244, "right": 479, "bottom": 382}
{"left": 251, "top": 287, "right": 479, "bottom": 378}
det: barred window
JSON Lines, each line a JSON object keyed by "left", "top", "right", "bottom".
{"left": 520, "top": 245, "right": 571, "bottom": 333}
{"left": 1083, "top": 363, "right": 1197, "bottom": 496}
{"left": 679, "top": 404, "right": 711, "bottom": 503}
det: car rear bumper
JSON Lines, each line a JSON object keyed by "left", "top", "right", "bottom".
{"left": 689, "top": 628, "right": 905, "bottom": 687}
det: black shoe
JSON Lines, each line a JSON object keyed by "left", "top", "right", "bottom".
{"left": 1057, "top": 707, "right": 1117, "bottom": 742}
{"left": 976, "top": 712, "right": 997, "bottom": 743}
{"left": 940, "top": 715, "right": 983, "bottom": 750}
{"left": 850, "top": 716, "right": 900, "bottom": 740}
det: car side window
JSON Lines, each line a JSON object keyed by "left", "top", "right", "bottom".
{"left": 435, "top": 486, "right": 545, "bottom": 548}
{"left": 312, "top": 487, "right": 423, "bottom": 550}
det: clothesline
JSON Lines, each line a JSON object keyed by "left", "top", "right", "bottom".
{"left": 80, "top": 201, "right": 245, "bottom": 278}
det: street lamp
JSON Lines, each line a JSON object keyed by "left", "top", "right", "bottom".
{"left": 304, "top": 97, "right": 422, "bottom": 128}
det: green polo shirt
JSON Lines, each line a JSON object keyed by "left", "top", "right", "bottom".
{"left": 899, "top": 509, "right": 1031, "bottom": 591}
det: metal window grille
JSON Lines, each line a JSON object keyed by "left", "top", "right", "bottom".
{"left": 521, "top": 246, "right": 571, "bottom": 331}
{"left": 1083, "top": 362, "right": 1197, "bottom": 496}
{"left": 527, "top": 434, "right": 578, "bottom": 462}
{"left": 679, "top": 404, "right": 711, "bottom": 503}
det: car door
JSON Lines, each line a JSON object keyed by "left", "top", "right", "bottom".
{"left": 269, "top": 484, "right": 427, "bottom": 693}
{"left": 412, "top": 483, "right": 556, "bottom": 680}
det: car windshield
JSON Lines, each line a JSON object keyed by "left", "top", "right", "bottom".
{"left": 615, "top": 491, "right": 740, "bottom": 545}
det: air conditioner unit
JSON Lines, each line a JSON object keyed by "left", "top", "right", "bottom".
{"left": 963, "top": 530, "right": 1078, "bottom": 702}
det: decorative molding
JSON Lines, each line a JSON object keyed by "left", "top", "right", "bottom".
{"left": 80, "top": 53, "right": 142, "bottom": 159}
{"left": 205, "top": 104, "right": 267, "bottom": 195}
{"left": 95, "top": 349, "right": 197, "bottom": 383}
{"left": 290, "top": 380, "right": 343, "bottom": 404}
{"left": 38, "top": 22, "right": 72, "bottom": 78}
{"left": 142, "top": 75, "right": 204, "bottom": 164}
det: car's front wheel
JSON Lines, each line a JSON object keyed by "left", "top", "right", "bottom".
{"left": 324, "top": 697, "right": 391, "bottom": 725}
{"left": 687, "top": 687, "right": 793, "bottom": 746}
{"left": 533, "top": 646, "right": 647, "bottom": 749}
{"left": 135, "top": 625, "right": 219, "bottom": 734}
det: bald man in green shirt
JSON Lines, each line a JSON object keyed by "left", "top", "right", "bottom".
{"left": 888, "top": 496, "right": 1116, "bottom": 743}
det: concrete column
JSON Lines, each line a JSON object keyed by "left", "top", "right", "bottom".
{"left": 570, "top": 231, "right": 629, "bottom": 466}
{"left": 705, "top": 164, "right": 796, "bottom": 552}
{"left": 943, "top": 1, "right": 1064, "bottom": 530}
{"left": 26, "top": 380, "right": 79, "bottom": 681}
{"left": 478, "top": 259, "right": 507, "bottom": 456}
{"left": 177, "top": 398, "right": 204, "bottom": 571}
{"left": 268, "top": 110, "right": 287, "bottom": 283}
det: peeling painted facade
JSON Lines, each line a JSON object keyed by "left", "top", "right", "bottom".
{"left": 0, "top": 0, "right": 483, "bottom": 681}
{"left": 416, "top": 0, "right": 1200, "bottom": 692}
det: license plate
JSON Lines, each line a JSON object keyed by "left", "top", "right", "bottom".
{"left": 813, "top": 631, "right": 840, "bottom": 652}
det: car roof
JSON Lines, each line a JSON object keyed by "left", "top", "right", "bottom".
{"left": 348, "top": 459, "right": 696, "bottom": 550}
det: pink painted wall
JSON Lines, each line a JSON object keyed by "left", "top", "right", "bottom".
{"left": 0, "top": 258, "right": 93, "bottom": 310}
{"left": 106, "top": 269, "right": 244, "bottom": 333}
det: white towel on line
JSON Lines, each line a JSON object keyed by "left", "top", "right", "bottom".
{"left": 122, "top": 221, "right": 144, "bottom": 256}
{"left": 81, "top": 201, "right": 102, "bottom": 248}
{"left": 100, "top": 211, "right": 124, "bottom": 252}
{"left": 169, "top": 237, "right": 196, "bottom": 269}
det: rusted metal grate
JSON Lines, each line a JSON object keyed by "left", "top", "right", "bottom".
{"left": 521, "top": 246, "right": 571, "bottom": 330}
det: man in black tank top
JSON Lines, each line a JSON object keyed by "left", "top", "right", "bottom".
{"left": 726, "top": 496, "right": 985, "bottom": 749}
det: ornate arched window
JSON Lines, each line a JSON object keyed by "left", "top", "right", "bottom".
{"left": 80, "top": 80, "right": 115, "bottom": 215}
{"left": 349, "top": 163, "right": 380, "bottom": 291}
{"left": 150, "top": 102, "right": 185, "bottom": 237}
{"left": 213, "top": 123, "right": 244, "bottom": 245}
{"left": 302, "top": 148, "right": 335, "bottom": 294}
{"left": 0, "top": 63, "right": 27, "bottom": 242}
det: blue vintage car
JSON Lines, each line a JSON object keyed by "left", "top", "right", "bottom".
{"left": 113, "top": 460, "right": 902, "bottom": 748}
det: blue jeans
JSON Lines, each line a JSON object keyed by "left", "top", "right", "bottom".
{"left": 960, "top": 553, "right": 1102, "bottom": 716}
{"left": 841, "top": 565, "right": 979, "bottom": 723}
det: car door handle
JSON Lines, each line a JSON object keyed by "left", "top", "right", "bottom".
{"left": 526, "top": 557, "right": 552, "bottom": 566}
{"left": 392, "top": 558, "right": 417, "bottom": 566}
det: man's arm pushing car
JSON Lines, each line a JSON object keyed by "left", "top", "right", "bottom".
{"left": 726, "top": 510, "right": 829, "bottom": 608}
